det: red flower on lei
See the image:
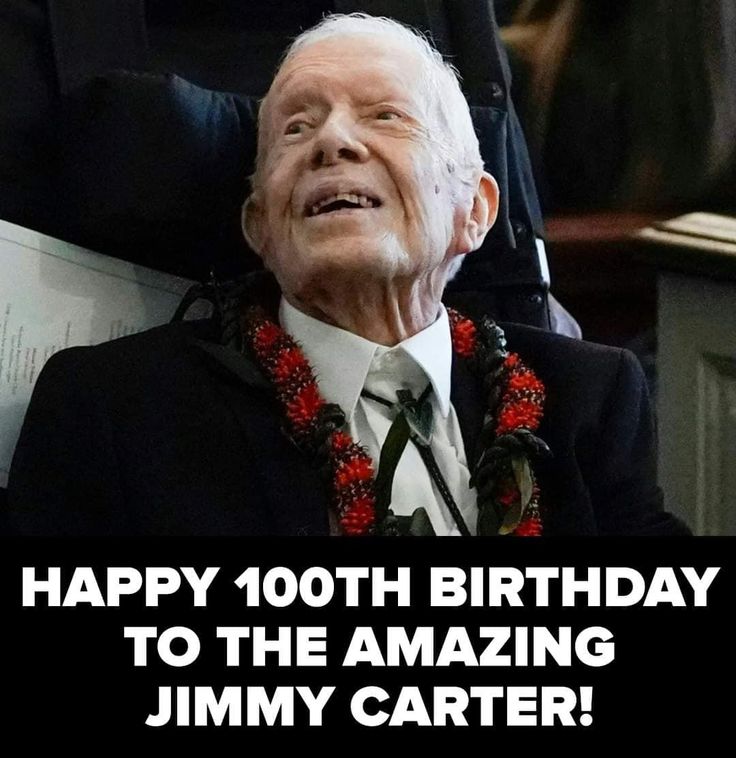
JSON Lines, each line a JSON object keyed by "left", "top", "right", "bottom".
{"left": 243, "top": 306, "right": 546, "bottom": 536}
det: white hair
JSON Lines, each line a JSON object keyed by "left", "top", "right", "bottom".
{"left": 255, "top": 13, "right": 483, "bottom": 185}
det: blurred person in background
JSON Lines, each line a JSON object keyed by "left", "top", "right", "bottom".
{"left": 501, "top": 0, "right": 736, "bottom": 213}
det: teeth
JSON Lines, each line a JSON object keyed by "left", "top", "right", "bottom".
{"left": 310, "top": 192, "right": 377, "bottom": 215}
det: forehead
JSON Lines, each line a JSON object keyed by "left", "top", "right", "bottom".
{"left": 266, "top": 35, "right": 429, "bottom": 116}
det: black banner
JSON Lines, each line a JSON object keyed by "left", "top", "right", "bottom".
{"left": 2, "top": 537, "right": 732, "bottom": 745}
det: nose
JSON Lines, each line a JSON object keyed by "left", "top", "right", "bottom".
{"left": 310, "top": 110, "right": 369, "bottom": 168}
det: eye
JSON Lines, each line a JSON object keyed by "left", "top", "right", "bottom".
{"left": 284, "top": 120, "right": 310, "bottom": 135}
{"left": 375, "top": 110, "right": 401, "bottom": 121}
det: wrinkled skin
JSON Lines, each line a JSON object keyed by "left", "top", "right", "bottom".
{"left": 244, "top": 35, "right": 498, "bottom": 345}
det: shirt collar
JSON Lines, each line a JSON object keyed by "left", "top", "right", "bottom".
{"left": 279, "top": 298, "right": 453, "bottom": 419}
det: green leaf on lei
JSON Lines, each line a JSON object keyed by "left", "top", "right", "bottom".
{"left": 379, "top": 508, "right": 436, "bottom": 536}
{"left": 498, "top": 457, "right": 533, "bottom": 535}
{"left": 407, "top": 507, "right": 435, "bottom": 536}
{"left": 373, "top": 414, "right": 411, "bottom": 521}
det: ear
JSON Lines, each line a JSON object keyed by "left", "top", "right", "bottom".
{"left": 465, "top": 171, "right": 499, "bottom": 251}
{"left": 449, "top": 170, "right": 499, "bottom": 257}
{"left": 242, "top": 194, "right": 266, "bottom": 257}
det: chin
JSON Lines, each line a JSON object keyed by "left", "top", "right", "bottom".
{"left": 298, "top": 237, "right": 411, "bottom": 279}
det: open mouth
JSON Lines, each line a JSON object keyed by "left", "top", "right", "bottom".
{"left": 306, "top": 192, "right": 382, "bottom": 217}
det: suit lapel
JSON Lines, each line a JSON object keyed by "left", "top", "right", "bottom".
{"left": 190, "top": 338, "right": 331, "bottom": 536}
{"left": 450, "top": 352, "right": 486, "bottom": 470}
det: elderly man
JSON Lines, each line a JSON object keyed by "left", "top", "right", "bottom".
{"left": 7, "top": 14, "right": 688, "bottom": 536}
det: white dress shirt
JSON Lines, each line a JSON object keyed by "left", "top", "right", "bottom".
{"left": 280, "top": 298, "right": 478, "bottom": 535}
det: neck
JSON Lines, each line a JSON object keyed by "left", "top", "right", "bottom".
{"left": 285, "top": 269, "right": 449, "bottom": 345}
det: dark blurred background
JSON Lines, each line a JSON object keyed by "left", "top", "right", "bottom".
{"left": 498, "top": 0, "right": 736, "bottom": 347}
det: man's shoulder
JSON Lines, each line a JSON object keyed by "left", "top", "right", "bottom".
{"left": 500, "top": 321, "right": 624, "bottom": 362}
{"left": 500, "top": 321, "right": 632, "bottom": 373}
{"left": 43, "top": 319, "right": 217, "bottom": 374}
{"left": 498, "top": 321, "right": 644, "bottom": 406}
{"left": 29, "top": 319, "right": 227, "bottom": 412}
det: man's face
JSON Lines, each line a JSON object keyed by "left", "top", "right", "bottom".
{"left": 245, "top": 35, "right": 486, "bottom": 302}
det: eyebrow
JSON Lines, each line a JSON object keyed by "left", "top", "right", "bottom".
{"left": 274, "top": 73, "right": 420, "bottom": 118}
{"left": 274, "top": 84, "right": 326, "bottom": 116}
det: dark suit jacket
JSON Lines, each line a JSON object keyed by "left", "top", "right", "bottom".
{"left": 5, "top": 317, "right": 689, "bottom": 536}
